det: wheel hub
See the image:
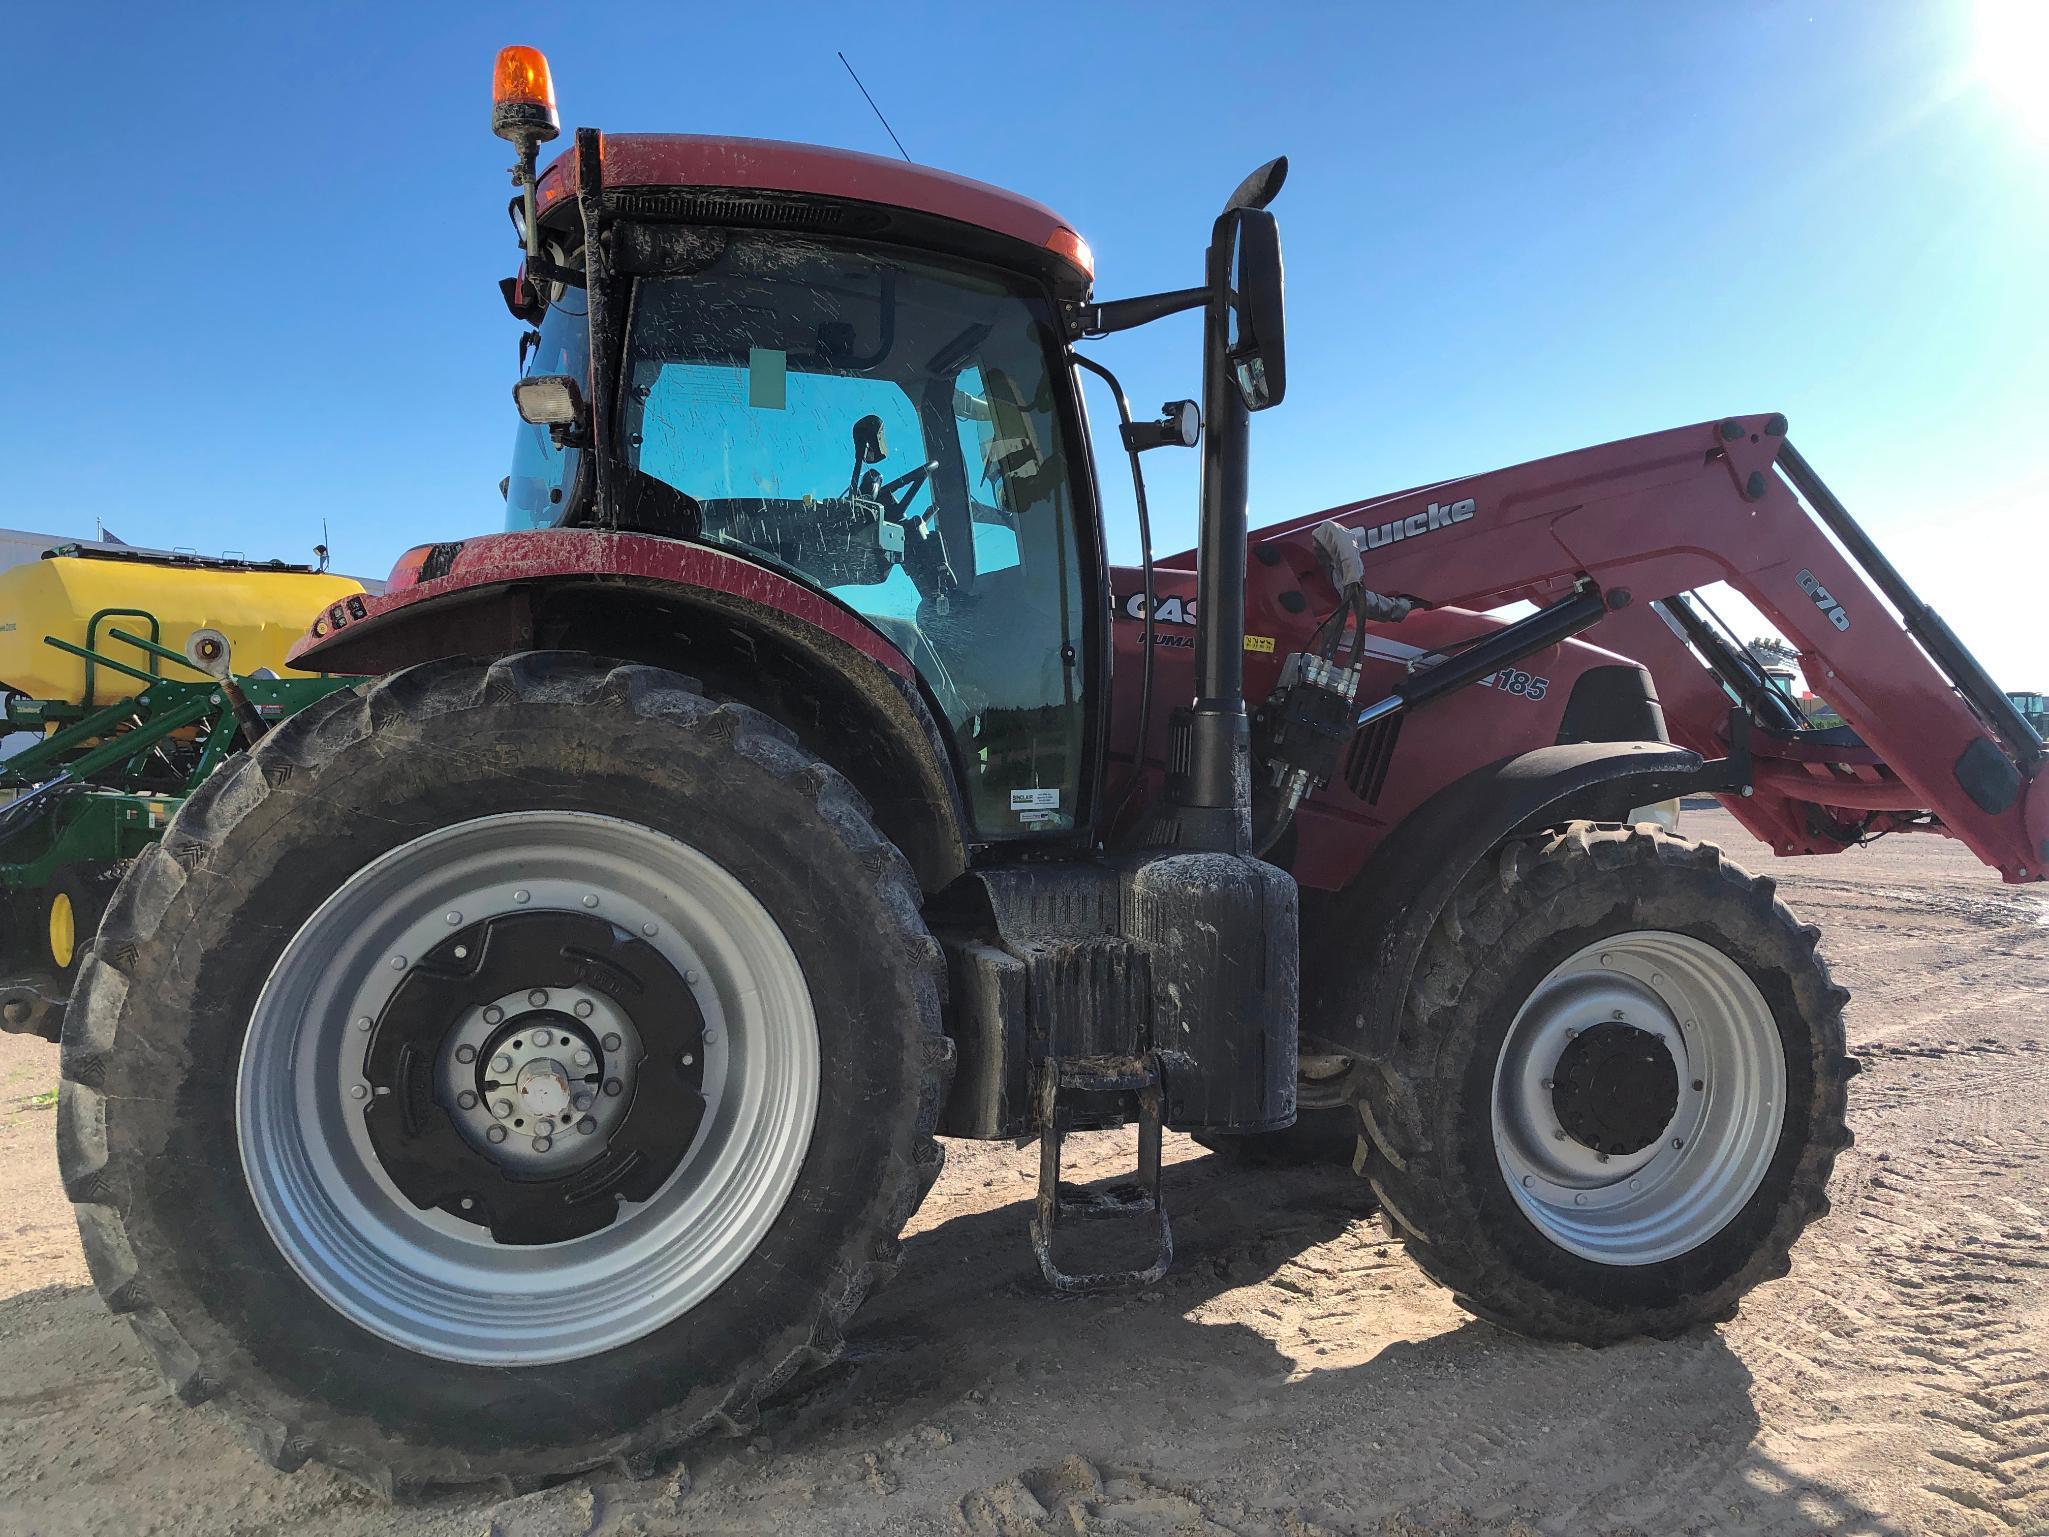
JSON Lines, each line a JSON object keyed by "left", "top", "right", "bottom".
{"left": 439, "top": 992, "right": 640, "bottom": 1176}
{"left": 515, "top": 1056, "right": 572, "bottom": 1119}
{"left": 358, "top": 907, "right": 707, "bottom": 1244}
{"left": 1550, "top": 1021, "right": 1679, "bottom": 1156}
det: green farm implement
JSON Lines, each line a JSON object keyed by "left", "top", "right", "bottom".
{"left": 0, "top": 547, "right": 363, "bottom": 1039}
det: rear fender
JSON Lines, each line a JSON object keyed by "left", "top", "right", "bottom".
{"left": 290, "top": 532, "right": 970, "bottom": 890}
{"left": 1305, "top": 742, "right": 1705, "bottom": 1061}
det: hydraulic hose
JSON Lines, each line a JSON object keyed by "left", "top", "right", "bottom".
{"left": 1071, "top": 352, "right": 1156, "bottom": 834}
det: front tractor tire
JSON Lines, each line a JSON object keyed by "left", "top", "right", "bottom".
{"left": 1356, "top": 822, "right": 1852, "bottom": 1343}
{"left": 58, "top": 653, "right": 951, "bottom": 1495}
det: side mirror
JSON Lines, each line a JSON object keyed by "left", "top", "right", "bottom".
{"left": 513, "top": 374, "right": 584, "bottom": 426}
{"left": 1226, "top": 209, "right": 1286, "bottom": 411}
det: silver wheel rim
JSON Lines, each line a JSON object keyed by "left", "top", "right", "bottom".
{"left": 238, "top": 811, "right": 819, "bottom": 1365}
{"left": 1491, "top": 929, "right": 1785, "bottom": 1266}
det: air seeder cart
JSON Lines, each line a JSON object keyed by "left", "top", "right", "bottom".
{"left": 55, "top": 46, "right": 2047, "bottom": 1496}
{"left": 0, "top": 546, "right": 362, "bottom": 1037}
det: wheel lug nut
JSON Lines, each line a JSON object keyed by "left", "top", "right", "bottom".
{"left": 492, "top": 1054, "right": 513, "bottom": 1074}
{"left": 355, "top": 1016, "right": 372, "bottom": 1033}
{"left": 680, "top": 1052, "right": 695, "bottom": 1068}
{"left": 602, "top": 1032, "right": 622, "bottom": 1051}
{"left": 457, "top": 1090, "right": 478, "bottom": 1110}
{"left": 532, "top": 1136, "right": 553, "bottom": 1153}
{"left": 1552, "top": 1128, "right": 1567, "bottom": 1141}
{"left": 1671, "top": 1138, "right": 1685, "bottom": 1150}
{"left": 574, "top": 999, "right": 594, "bottom": 1018}
{"left": 604, "top": 1079, "right": 623, "bottom": 1097}
{"left": 578, "top": 1117, "right": 598, "bottom": 1135}
{"left": 484, "top": 1006, "right": 503, "bottom": 1025}
{"left": 455, "top": 1044, "right": 477, "bottom": 1064}
{"left": 1610, "top": 1009, "right": 1625, "bottom": 1020}
{"left": 573, "top": 1048, "right": 593, "bottom": 1068}
{"left": 1540, "top": 1077, "right": 1554, "bottom": 1090}
{"left": 1691, "top": 1078, "right": 1704, "bottom": 1091}
{"left": 487, "top": 1125, "right": 508, "bottom": 1144}
{"left": 445, "top": 910, "right": 463, "bottom": 925}
{"left": 581, "top": 894, "right": 599, "bottom": 909}
{"left": 491, "top": 1099, "right": 513, "bottom": 1119}
{"left": 513, "top": 889, "right": 530, "bottom": 905}
{"left": 533, "top": 1028, "right": 553, "bottom": 1048}
{"left": 572, "top": 1092, "right": 594, "bottom": 1111}
{"left": 1574, "top": 1193, "right": 1588, "bottom": 1206}
{"left": 528, "top": 990, "right": 548, "bottom": 1008}
{"left": 349, "top": 1084, "right": 367, "bottom": 1100}
{"left": 641, "top": 922, "right": 658, "bottom": 937}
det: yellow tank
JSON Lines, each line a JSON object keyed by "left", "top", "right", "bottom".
{"left": 0, "top": 552, "right": 365, "bottom": 705}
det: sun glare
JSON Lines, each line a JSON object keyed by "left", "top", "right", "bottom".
{"left": 1976, "top": 0, "right": 2049, "bottom": 140}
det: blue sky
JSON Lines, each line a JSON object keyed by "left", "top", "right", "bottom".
{"left": 9, "top": 1, "right": 2045, "bottom": 683}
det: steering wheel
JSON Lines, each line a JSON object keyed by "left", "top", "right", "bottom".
{"left": 875, "top": 459, "right": 938, "bottom": 519}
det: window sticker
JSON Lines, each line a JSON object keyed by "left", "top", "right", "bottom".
{"left": 747, "top": 347, "right": 787, "bottom": 410}
{"left": 1010, "top": 788, "right": 1060, "bottom": 811}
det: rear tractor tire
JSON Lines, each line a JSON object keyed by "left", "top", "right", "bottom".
{"left": 1356, "top": 822, "right": 1852, "bottom": 1343}
{"left": 59, "top": 653, "right": 951, "bottom": 1495}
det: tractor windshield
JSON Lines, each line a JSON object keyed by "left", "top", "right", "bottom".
{"left": 606, "top": 232, "right": 1091, "bottom": 841}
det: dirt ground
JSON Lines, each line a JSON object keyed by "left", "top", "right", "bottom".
{"left": 1, "top": 805, "right": 2044, "bottom": 1537}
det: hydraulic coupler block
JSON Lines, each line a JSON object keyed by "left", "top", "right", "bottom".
{"left": 1254, "top": 651, "right": 1363, "bottom": 818}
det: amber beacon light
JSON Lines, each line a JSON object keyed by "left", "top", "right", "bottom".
{"left": 492, "top": 46, "right": 561, "bottom": 275}
{"left": 492, "top": 45, "right": 560, "bottom": 145}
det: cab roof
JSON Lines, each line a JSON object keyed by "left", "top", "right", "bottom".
{"left": 534, "top": 133, "right": 1092, "bottom": 284}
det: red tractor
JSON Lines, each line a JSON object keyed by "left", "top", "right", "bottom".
{"left": 58, "top": 46, "right": 2046, "bottom": 1495}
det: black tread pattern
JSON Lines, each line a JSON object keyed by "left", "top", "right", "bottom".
{"left": 57, "top": 653, "right": 952, "bottom": 1497}
{"left": 1355, "top": 821, "right": 1853, "bottom": 1343}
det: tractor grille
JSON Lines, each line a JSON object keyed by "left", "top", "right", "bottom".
{"left": 1343, "top": 715, "right": 1403, "bottom": 804}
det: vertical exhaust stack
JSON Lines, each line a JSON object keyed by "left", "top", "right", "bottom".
{"left": 1156, "top": 158, "right": 1289, "bottom": 855}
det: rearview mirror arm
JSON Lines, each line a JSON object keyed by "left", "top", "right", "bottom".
{"left": 1066, "top": 286, "right": 1207, "bottom": 339}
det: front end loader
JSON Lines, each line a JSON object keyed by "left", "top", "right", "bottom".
{"left": 56, "top": 45, "right": 2038, "bottom": 1496}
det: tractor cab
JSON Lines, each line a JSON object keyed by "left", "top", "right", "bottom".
{"left": 504, "top": 156, "right": 1100, "bottom": 840}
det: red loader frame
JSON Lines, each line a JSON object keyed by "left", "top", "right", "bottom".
{"left": 1230, "top": 413, "right": 2046, "bottom": 883}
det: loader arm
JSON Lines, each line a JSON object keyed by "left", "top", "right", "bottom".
{"left": 1246, "top": 414, "right": 2047, "bottom": 883}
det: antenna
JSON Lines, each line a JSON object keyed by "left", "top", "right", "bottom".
{"left": 837, "top": 51, "right": 911, "bottom": 163}
{"left": 315, "top": 518, "right": 330, "bottom": 574}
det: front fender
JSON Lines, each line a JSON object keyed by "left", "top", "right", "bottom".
{"left": 1306, "top": 741, "right": 1706, "bottom": 1061}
